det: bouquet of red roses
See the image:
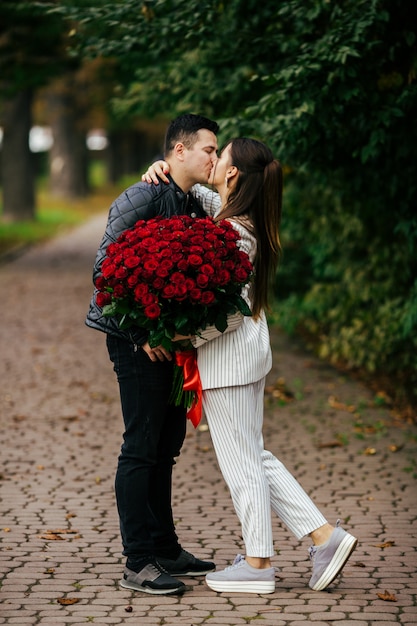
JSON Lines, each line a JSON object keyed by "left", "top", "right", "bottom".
{"left": 94, "top": 214, "right": 253, "bottom": 424}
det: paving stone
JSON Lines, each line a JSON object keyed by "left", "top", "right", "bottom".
{"left": 1, "top": 215, "right": 416, "bottom": 625}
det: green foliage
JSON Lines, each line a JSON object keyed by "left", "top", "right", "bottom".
{"left": 49, "top": 0, "right": 417, "bottom": 407}
{"left": 0, "top": 0, "right": 74, "bottom": 96}
{"left": 276, "top": 175, "right": 417, "bottom": 406}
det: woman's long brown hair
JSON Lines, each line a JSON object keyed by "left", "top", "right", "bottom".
{"left": 215, "top": 138, "right": 283, "bottom": 317}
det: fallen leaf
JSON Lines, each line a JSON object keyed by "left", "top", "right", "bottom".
{"left": 39, "top": 533, "right": 64, "bottom": 541}
{"left": 328, "top": 395, "right": 356, "bottom": 412}
{"left": 373, "top": 540, "right": 395, "bottom": 549}
{"left": 13, "top": 415, "right": 26, "bottom": 422}
{"left": 3, "top": 528, "right": 11, "bottom": 532}
{"left": 265, "top": 377, "right": 294, "bottom": 402}
{"left": 377, "top": 590, "right": 397, "bottom": 602}
{"left": 364, "top": 447, "right": 377, "bottom": 455}
{"left": 388, "top": 444, "right": 404, "bottom": 452}
{"left": 352, "top": 561, "right": 366, "bottom": 568}
{"left": 57, "top": 597, "right": 80, "bottom": 605}
{"left": 317, "top": 441, "right": 343, "bottom": 449}
{"left": 39, "top": 528, "right": 79, "bottom": 541}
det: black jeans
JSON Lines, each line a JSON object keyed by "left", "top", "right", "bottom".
{"left": 106, "top": 335, "right": 187, "bottom": 564}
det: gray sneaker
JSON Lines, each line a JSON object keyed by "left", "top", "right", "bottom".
{"left": 205, "top": 554, "right": 275, "bottom": 593}
{"left": 120, "top": 562, "right": 186, "bottom": 595}
{"left": 308, "top": 521, "right": 358, "bottom": 591}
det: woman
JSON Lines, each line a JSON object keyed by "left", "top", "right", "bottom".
{"left": 143, "top": 137, "right": 357, "bottom": 594}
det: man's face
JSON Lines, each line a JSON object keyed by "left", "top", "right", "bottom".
{"left": 183, "top": 129, "right": 218, "bottom": 184}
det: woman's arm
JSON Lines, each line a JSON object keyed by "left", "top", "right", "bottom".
{"left": 191, "top": 183, "right": 221, "bottom": 217}
{"left": 142, "top": 160, "right": 169, "bottom": 184}
{"left": 191, "top": 311, "right": 244, "bottom": 348}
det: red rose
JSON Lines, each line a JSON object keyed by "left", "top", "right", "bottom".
{"left": 96, "top": 291, "right": 112, "bottom": 307}
{"left": 113, "top": 284, "right": 126, "bottom": 298}
{"left": 142, "top": 292, "right": 158, "bottom": 306}
{"left": 106, "top": 243, "right": 120, "bottom": 256}
{"left": 115, "top": 267, "right": 128, "bottom": 280}
{"left": 204, "top": 251, "right": 216, "bottom": 262}
{"left": 224, "top": 229, "right": 239, "bottom": 241}
{"left": 127, "top": 274, "right": 139, "bottom": 288}
{"left": 152, "top": 277, "right": 165, "bottom": 290}
{"left": 200, "top": 264, "right": 215, "bottom": 276}
{"left": 190, "top": 235, "right": 204, "bottom": 245}
{"left": 144, "top": 303, "right": 161, "bottom": 319}
{"left": 190, "top": 288, "right": 202, "bottom": 301}
{"left": 177, "top": 259, "right": 189, "bottom": 271}
{"left": 188, "top": 254, "right": 203, "bottom": 267}
{"left": 190, "top": 245, "right": 204, "bottom": 255}
{"left": 125, "top": 255, "right": 141, "bottom": 268}
{"left": 185, "top": 278, "right": 196, "bottom": 290}
{"left": 144, "top": 259, "right": 159, "bottom": 271}
{"left": 134, "top": 284, "right": 149, "bottom": 301}
{"left": 174, "top": 283, "right": 188, "bottom": 300}
{"left": 95, "top": 275, "right": 107, "bottom": 290}
{"left": 155, "top": 267, "right": 169, "bottom": 278}
{"left": 162, "top": 284, "right": 176, "bottom": 299}
{"left": 171, "top": 272, "right": 186, "bottom": 284}
{"left": 217, "top": 269, "right": 231, "bottom": 285}
{"left": 102, "top": 262, "right": 116, "bottom": 278}
{"left": 201, "top": 291, "right": 215, "bottom": 305}
{"left": 234, "top": 267, "right": 250, "bottom": 282}
{"left": 196, "top": 274, "right": 209, "bottom": 288}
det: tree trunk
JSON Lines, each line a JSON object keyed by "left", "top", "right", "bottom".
{"left": 106, "top": 129, "right": 163, "bottom": 184}
{"left": 47, "top": 80, "right": 89, "bottom": 198}
{"left": 1, "top": 89, "right": 35, "bottom": 222}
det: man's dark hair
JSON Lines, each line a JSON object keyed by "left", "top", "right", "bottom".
{"left": 164, "top": 114, "right": 219, "bottom": 155}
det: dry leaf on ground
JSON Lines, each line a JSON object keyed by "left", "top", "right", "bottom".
{"left": 373, "top": 540, "right": 395, "bottom": 548}
{"left": 377, "top": 590, "right": 398, "bottom": 602}
{"left": 57, "top": 597, "right": 80, "bottom": 605}
{"left": 317, "top": 441, "right": 344, "bottom": 448}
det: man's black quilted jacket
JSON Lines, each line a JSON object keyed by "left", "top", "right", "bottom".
{"left": 85, "top": 175, "right": 206, "bottom": 346}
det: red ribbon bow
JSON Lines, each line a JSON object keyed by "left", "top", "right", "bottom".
{"left": 174, "top": 349, "right": 202, "bottom": 427}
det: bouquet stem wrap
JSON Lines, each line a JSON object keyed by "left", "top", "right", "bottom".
{"left": 173, "top": 349, "right": 202, "bottom": 427}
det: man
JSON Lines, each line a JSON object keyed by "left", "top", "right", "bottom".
{"left": 86, "top": 114, "right": 219, "bottom": 595}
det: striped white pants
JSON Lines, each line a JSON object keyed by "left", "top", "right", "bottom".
{"left": 203, "top": 379, "right": 327, "bottom": 557}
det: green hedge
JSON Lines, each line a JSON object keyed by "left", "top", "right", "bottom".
{"left": 275, "top": 176, "right": 417, "bottom": 409}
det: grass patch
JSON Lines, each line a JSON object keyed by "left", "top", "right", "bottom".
{"left": 0, "top": 177, "right": 130, "bottom": 258}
